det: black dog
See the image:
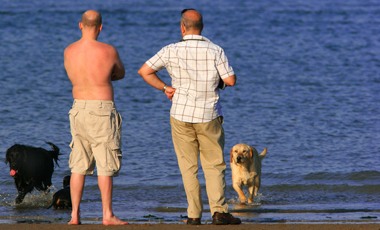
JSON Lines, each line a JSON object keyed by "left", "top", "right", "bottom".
{"left": 5, "top": 142, "right": 60, "bottom": 204}
{"left": 47, "top": 175, "right": 71, "bottom": 210}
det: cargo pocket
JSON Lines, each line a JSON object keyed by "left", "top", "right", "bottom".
{"left": 68, "top": 109, "right": 77, "bottom": 169}
{"left": 107, "top": 141, "right": 122, "bottom": 173}
{"left": 68, "top": 140, "right": 75, "bottom": 169}
{"left": 68, "top": 109, "right": 79, "bottom": 127}
{"left": 116, "top": 111, "right": 122, "bottom": 129}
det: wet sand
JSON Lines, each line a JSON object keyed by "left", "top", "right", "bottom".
{"left": 0, "top": 223, "right": 379, "bottom": 230}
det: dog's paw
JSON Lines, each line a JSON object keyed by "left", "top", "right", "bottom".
{"left": 239, "top": 198, "right": 247, "bottom": 204}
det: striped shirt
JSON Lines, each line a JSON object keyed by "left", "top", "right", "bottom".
{"left": 146, "top": 35, "right": 234, "bottom": 123}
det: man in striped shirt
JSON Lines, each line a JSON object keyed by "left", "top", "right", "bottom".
{"left": 138, "top": 9, "right": 240, "bottom": 225}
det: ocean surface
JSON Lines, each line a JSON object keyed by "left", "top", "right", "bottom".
{"left": 0, "top": 0, "right": 379, "bottom": 225}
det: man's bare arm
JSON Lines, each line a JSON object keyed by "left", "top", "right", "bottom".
{"left": 222, "top": 74, "right": 236, "bottom": 86}
{"left": 138, "top": 63, "right": 166, "bottom": 90}
{"left": 138, "top": 63, "right": 175, "bottom": 100}
{"left": 111, "top": 49, "right": 125, "bottom": 81}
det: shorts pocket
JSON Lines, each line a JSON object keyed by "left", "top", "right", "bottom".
{"left": 89, "top": 110, "right": 112, "bottom": 134}
{"left": 69, "top": 109, "right": 79, "bottom": 116}
{"left": 68, "top": 109, "right": 79, "bottom": 126}
{"left": 107, "top": 141, "right": 122, "bottom": 172}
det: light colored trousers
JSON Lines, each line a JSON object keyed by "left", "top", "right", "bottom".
{"left": 170, "top": 116, "right": 229, "bottom": 218}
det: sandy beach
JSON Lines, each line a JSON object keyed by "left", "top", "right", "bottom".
{"left": 0, "top": 223, "right": 379, "bottom": 230}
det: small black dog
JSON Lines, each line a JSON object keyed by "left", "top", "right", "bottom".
{"left": 5, "top": 142, "right": 60, "bottom": 204}
{"left": 48, "top": 175, "right": 71, "bottom": 210}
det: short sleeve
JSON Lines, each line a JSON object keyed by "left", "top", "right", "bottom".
{"left": 146, "top": 47, "right": 167, "bottom": 71}
{"left": 215, "top": 48, "right": 234, "bottom": 79}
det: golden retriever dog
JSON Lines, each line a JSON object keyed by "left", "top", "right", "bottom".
{"left": 230, "top": 143, "right": 267, "bottom": 203}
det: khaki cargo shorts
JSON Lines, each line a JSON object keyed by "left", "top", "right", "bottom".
{"left": 68, "top": 100, "right": 122, "bottom": 177}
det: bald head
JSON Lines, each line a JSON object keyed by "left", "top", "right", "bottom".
{"left": 81, "top": 10, "right": 102, "bottom": 28}
{"left": 181, "top": 9, "right": 203, "bottom": 33}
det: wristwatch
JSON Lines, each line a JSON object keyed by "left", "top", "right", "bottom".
{"left": 162, "top": 85, "right": 167, "bottom": 93}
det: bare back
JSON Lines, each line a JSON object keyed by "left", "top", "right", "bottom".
{"left": 64, "top": 39, "right": 125, "bottom": 101}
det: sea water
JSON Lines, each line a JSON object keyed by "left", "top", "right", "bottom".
{"left": 0, "top": 0, "right": 379, "bottom": 224}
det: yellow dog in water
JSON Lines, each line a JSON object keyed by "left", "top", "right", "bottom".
{"left": 230, "top": 143, "right": 267, "bottom": 203}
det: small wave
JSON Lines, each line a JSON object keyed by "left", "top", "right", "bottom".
{"left": 154, "top": 206, "right": 187, "bottom": 213}
{"left": 264, "top": 183, "right": 380, "bottom": 193}
{"left": 265, "top": 170, "right": 380, "bottom": 184}
{"left": 303, "top": 170, "right": 380, "bottom": 181}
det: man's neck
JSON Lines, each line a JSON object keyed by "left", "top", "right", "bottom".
{"left": 182, "top": 30, "right": 201, "bottom": 37}
{"left": 81, "top": 27, "right": 100, "bottom": 40}
{"left": 81, "top": 33, "right": 98, "bottom": 41}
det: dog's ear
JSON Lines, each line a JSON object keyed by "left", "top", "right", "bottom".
{"left": 230, "top": 147, "right": 234, "bottom": 163}
{"left": 249, "top": 146, "right": 253, "bottom": 161}
{"left": 5, "top": 149, "right": 10, "bottom": 164}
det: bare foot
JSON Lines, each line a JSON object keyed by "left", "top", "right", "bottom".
{"left": 68, "top": 220, "right": 81, "bottom": 225}
{"left": 103, "top": 215, "right": 129, "bottom": 225}
{"left": 68, "top": 212, "right": 81, "bottom": 225}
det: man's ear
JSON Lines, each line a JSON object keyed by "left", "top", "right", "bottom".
{"left": 79, "top": 22, "right": 83, "bottom": 30}
{"left": 181, "top": 23, "right": 186, "bottom": 36}
{"left": 99, "top": 24, "right": 103, "bottom": 32}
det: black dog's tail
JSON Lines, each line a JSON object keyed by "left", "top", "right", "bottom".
{"left": 45, "top": 142, "right": 61, "bottom": 167}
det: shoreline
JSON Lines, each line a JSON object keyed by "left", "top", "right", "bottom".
{"left": 0, "top": 223, "right": 379, "bottom": 230}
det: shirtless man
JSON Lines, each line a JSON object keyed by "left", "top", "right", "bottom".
{"left": 64, "top": 10, "right": 127, "bottom": 225}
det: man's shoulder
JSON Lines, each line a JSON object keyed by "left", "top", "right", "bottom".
{"left": 64, "top": 41, "right": 80, "bottom": 56}
{"left": 201, "top": 37, "right": 223, "bottom": 51}
{"left": 65, "top": 40, "right": 79, "bottom": 49}
{"left": 97, "top": 40, "right": 115, "bottom": 48}
{"left": 160, "top": 42, "right": 178, "bottom": 50}
{"left": 87, "top": 41, "right": 119, "bottom": 58}
{"left": 94, "top": 41, "right": 116, "bottom": 51}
